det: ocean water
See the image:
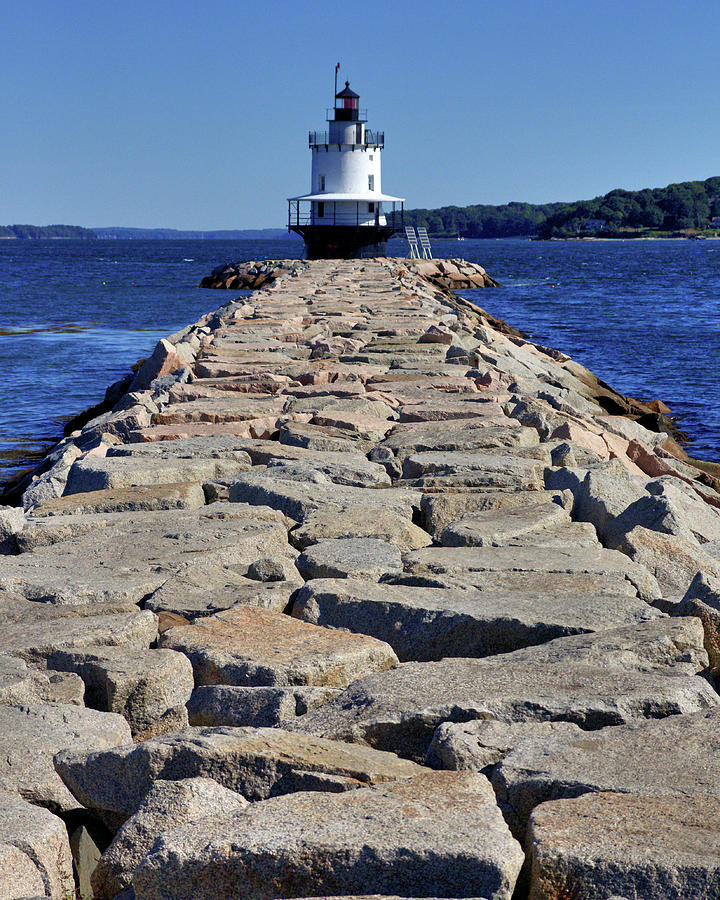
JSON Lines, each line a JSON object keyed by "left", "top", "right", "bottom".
{"left": 0, "top": 236, "right": 718, "bottom": 485}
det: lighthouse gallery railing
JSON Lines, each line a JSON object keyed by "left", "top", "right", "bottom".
{"left": 308, "top": 130, "right": 384, "bottom": 149}
{"left": 288, "top": 199, "right": 403, "bottom": 229}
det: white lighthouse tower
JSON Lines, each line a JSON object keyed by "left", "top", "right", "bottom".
{"left": 288, "top": 79, "right": 404, "bottom": 258}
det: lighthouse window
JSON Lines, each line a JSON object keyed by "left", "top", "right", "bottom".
{"left": 317, "top": 202, "right": 325, "bottom": 218}
{"left": 368, "top": 203, "right": 375, "bottom": 212}
{"left": 318, "top": 174, "right": 325, "bottom": 191}
{"left": 368, "top": 175, "right": 375, "bottom": 191}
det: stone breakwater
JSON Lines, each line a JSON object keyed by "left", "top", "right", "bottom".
{"left": 200, "top": 256, "right": 500, "bottom": 292}
{"left": 1, "top": 259, "right": 720, "bottom": 899}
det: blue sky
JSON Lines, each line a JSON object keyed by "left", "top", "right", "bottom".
{"left": 2, "top": 0, "right": 720, "bottom": 229}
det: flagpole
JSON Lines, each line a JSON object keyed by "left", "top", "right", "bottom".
{"left": 334, "top": 62, "right": 339, "bottom": 106}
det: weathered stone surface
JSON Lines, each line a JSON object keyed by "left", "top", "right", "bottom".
{"left": 291, "top": 396, "right": 396, "bottom": 422}
{"left": 0, "top": 704, "right": 131, "bottom": 811}
{"left": 291, "top": 578, "right": 661, "bottom": 663}
{"left": 0, "top": 510, "right": 291, "bottom": 605}
{"left": 21, "top": 444, "right": 83, "bottom": 509}
{"left": 505, "top": 396, "right": 566, "bottom": 439}
{"left": 197, "top": 500, "right": 292, "bottom": 527}
{"left": 193, "top": 358, "right": 291, "bottom": 380}
{"left": 591, "top": 411, "right": 663, "bottom": 445}
{"left": 598, "top": 472, "right": 720, "bottom": 548}
{"left": 16, "top": 511, "right": 132, "bottom": 550}
{"left": 390, "top": 569, "right": 639, "bottom": 599}
{"left": 291, "top": 506, "right": 432, "bottom": 551}
{"left": 93, "top": 403, "right": 153, "bottom": 441}
{"left": 493, "top": 707, "right": 720, "bottom": 840}
{"left": 527, "top": 791, "right": 720, "bottom": 900}
{"left": 408, "top": 470, "right": 552, "bottom": 492}
{"left": 281, "top": 381, "right": 367, "bottom": 399}
{"left": 107, "top": 434, "right": 257, "bottom": 462}
{"left": 265, "top": 456, "right": 391, "bottom": 488}
{"left": 0, "top": 789, "right": 75, "bottom": 899}
{"left": 677, "top": 570, "right": 720, "bottom": 672}
{"left": 228, "top": 470, "right": 419, "bottom": 522}
{"left": 227, "top": 442, "right": 372, "bottom": 469}
{"left": 246, "top": 554, "right": 303, "bottom": 584}
{"left": 0, "top": 606, "right": 158, "bottom": 666}
{"left": 420, "top": 489, "right": 571, "bottom": 536}
{"left": 428, "top": 720, "right": 582, "bottom": 772}
{"left": 402, "top": 545, "right": 661, "bottom": 601}
{"left": 310, "top": 411, "right": 394, "bottom": 442}
{"left": 92, "top": 778, "right": 248, "bottom": 900}
{"left": 47, "top": 647, "right": 194, "bottom": 740}
{"left": 64, "top": 455, "right": 250, "bottom": 494}
{"left": 169, "top": 373, "right": 292, "bottom": 398}
{"left": 619, "top": 524, "right": 720, "bottom": 597}
{"left": 626, "top": 435, "right": 700, "bottom": 479}
{"left": 494, "top": 520, "right": 600, "bottom": 550}
{"left": 0, "top": 653, "right": 84, "bottom": 706}
{"left": 68, "top": 820, "right": 105, "bottom": 900}
{"left": 490, "top": 616, "right": 708, "bottom": 675}
{"left": 289, "top": 656, "right": 717, "bottom": 762}
{"left": 380, "top": 420, "right": 535, "bottom": 457}
{"left": 133, "top": 772, "right": 524, "bottom": 900}
{"left": 129, "top": 418, "right": 280, "bottom": 441}
{"left": 130, "top": 339, "right": 185, "bottom": 391}
{"left": 278, "top": 420, "right": 376, "bottom": 454}
{"left": 439, "top": 501, "right": 572, "bottom": 547}
{"left": 15, "top": 511, "right": 129, "bottom": 552}
{"left": 398, "top": 397, "right": 504, "bottom": 419}
{"left": 403, "top": 451, "right": 545, "bottom": 489}
{"left": 0, "top": 505, "right": 25, "bottom": 553}
{"left": 0, "top": 541, "right": 164, "bottom": 606}
{"left": 187, "top": 685, "right": 339, "bottom": 727}
{"left": 145, "top": 562, "right": 296, "bottom": 618}
{"left": 296, "top": 538, "right": 403, "bottom": 581}
{"left": 549, "top": 420, "right": 610, "bottom": 459}
{"left": 55, "top": 726, "right": 424, "bottom": 827}
{"left": 159, "top": 606, "right": 398, "bottom": 687}
{"left": 28, "top": 481, "right": 207, "bottom": 518}
{"left": 369, "top": 374, "right": 482, "bottom": 397}
{"left": 549, "top": 440, "right": 577, "bottom": 467}
{"left": 150, "top": 396, "right": 287, "bottom": 426}
{"left": 544, "top": 460, "right": 643, "bottom": 528}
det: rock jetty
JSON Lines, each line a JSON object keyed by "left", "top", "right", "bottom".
{"left": 199, "top": 256, "right": 500, "bottom": 292}
{"left": 2, "top": 256, "right": 720, "bottom": 899}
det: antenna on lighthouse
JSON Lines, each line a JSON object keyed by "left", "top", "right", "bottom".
{"left": 334, "top": 62, "right": 340, "bottom": 105}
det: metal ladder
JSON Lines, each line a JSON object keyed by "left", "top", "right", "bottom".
{"left": 417, "top": 227, "right": 432, "bottom": 259}
{"left": 404, "top": 226, "right": 420, "bottom": 259}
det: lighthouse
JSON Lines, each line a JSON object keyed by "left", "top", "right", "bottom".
{"left": 288, "top": 79, "right": 404, "bottom": 259}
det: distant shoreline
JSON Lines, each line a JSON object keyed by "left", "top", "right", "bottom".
{"left": 3, "top": 231, "right": 719, "bottom": 243}
{"left": 536, "top": 235, "right": 720, "bottom": 243}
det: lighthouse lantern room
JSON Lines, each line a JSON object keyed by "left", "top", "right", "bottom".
{"left": 288, "top": 78, "right": 404, "bottom": 259}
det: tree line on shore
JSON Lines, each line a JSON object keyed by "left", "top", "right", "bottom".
{"left": 402, "top": 176, "right": 720, "bottom": 238}
{"left": 0, "top": 224, "right": 97, "bottom": 239}
{"left": 7, "top": 176, "right": 720, "bottom": 241}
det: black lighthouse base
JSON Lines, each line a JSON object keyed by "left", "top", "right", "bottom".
{"left": 288, "top": 225, "right": 397, "bottom": 260}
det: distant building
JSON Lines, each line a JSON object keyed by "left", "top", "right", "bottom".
{"left": 709, "top": 216, "right": 720, "bottom": 227}
{"left": 288, "top": 79, "right": 404, "bottom": 259}
{"left": 584, "top": 219, "right": 606, "bottom": 231}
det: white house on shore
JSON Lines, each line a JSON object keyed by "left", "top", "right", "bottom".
{"left": 288, "top": 80, "right": 404, "bottom": 258}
